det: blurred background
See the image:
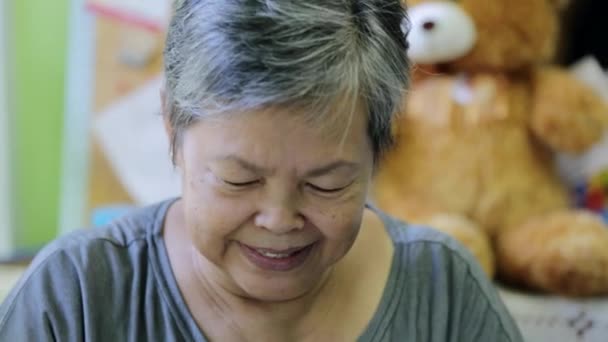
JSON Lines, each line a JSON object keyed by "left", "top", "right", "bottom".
{"left": 1, "top": 0, "right": 608, "bottom": 337}
{"left": 0, "top": 0, "right": 175, "bottom": 297}
{"left": 0, "top": 0, "right": 174, "bottom": 265}
{"left": 2, "top": 0, "right": 607, "bottom": 262}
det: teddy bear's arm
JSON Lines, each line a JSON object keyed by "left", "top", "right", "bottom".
{"left": 530, "top": 67, "right": 608, "bottom": 153}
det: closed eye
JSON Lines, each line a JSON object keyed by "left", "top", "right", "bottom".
{"left": 306, "top": 182, "right": 351, "bottom": 193}
{"left": 223, "top": 180, "right": 260, "bottom": 187}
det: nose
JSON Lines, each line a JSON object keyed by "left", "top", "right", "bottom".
{"left": 254, "top": 204, "right": 305, "bottom": 234}
{"left": 422, "top": 20, "right": 436, "bottom": 31}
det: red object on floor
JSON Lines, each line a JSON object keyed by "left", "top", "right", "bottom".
{"left": 585, "top": 188, "right": 605, "bottom": 211}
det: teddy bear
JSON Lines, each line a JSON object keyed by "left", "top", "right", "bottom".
{"left": 373, "top": 0, "right": 608, "bottom": 297}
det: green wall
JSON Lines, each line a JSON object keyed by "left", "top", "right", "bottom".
{"left": 13, "top": 0, "right": 69, "bottom": 251}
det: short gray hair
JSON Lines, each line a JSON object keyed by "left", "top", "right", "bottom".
{"left": 163, "top": 0, "right": 410, "bottom": 163}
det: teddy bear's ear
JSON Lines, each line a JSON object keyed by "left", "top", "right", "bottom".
{"left": 548, "top": 0, "right": 572, "bottom": 11}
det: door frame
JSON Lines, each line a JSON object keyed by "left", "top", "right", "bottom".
{"left": 58, "top": 0, "right": 95, "bottom": 235}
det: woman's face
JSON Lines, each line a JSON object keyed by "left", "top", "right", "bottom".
{"left": 175, "top": 107, "right": 374, "bottom": 301}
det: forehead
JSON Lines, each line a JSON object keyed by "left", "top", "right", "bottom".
{"left": 204, "top": 97, "right": 368, "bottom": 139}
{"left": 183, "top": 103, "right": 371, "bottom": 162}
{"left": 290, "top": 100, "right": 369, "bottom": 144}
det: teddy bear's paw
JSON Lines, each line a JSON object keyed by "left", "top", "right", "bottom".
{"left": 497, "top": 210, "right": 608, "bottom": 297}
{"left": 531, "top": 68, "right": 608, "bottom": 153}
{"left": 531, "top": 102, "right": 606, "bottom": 153}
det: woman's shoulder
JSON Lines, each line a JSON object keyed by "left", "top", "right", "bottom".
{"left": 33, "top": 198, "right": 173, "bottom": 266}
{"left": 375, "top": 209, "right": 494, "bottom": 303}
{"left": 369, "top": 209, "right": 524, "bottom": 341}
{"left": 2, "top": 200, "right": 170, "bottom": 297}
{"left": 0, "top": 198, "right": 187, "bottom": 341}
{"left": 372, "top": 207, "right": 469, "bottom": 256}
{"left": 4, "top": 200, "right": 170, "bottom": 298}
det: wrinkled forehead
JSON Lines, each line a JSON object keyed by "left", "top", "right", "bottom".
{"left": 202, "top": 91, "right": 369, "bottom": 140}
{"left": 259, "top": 100, "right": 370, "bottom": 146}
{"left": 187, "top": 100, "right": 373, "bottom": 166}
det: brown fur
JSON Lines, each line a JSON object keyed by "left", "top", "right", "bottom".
{"left": 375, "top": 0, "right": 608, "bottom": 296}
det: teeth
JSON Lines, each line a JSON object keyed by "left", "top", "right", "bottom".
{"left": 256, "top": 250, "right": 293, "bottom": 259}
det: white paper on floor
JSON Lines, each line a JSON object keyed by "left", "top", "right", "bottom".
{"left": 93, "top": 75, "right": 181, "bottom": 205}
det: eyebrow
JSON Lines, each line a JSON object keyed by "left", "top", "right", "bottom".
{"left": 305, "top": 160, "right": 360, "bottom": 178}
{"left": 215, "top": 155, "right": 269, "bottom": 174}
{"left": 214, "top": 155, "right": 360, "bottom": 177}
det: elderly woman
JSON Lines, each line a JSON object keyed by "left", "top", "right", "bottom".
{"left": 0, "top": 0, "right": 522, "bottom": 341}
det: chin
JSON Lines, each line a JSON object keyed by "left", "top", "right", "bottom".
{"left": 234, "top": 253, "right": 331, "bottom": 302}
{"left": 237, "top": 273, "right": 324, "bottom": 302}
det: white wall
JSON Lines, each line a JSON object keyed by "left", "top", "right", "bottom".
{"left": 0, "top": 0, "right": 15, "bottom": 259}
{"left": 59, "top": 0, "right": 95, "bottom": 234}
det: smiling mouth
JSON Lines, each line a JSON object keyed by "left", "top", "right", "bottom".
{"left": 239, "top": 243, "right": 316, "bottom": 272}
{"left": 252, "top": 245, "right": 309, "bottom": 257}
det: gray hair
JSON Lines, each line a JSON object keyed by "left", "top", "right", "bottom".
{"left": 163, "top": 0, "right": 410, "bottom": 163}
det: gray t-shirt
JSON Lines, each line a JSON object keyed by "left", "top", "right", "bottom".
{"left": 0, "top": 199, "right": 523, "bottom": 341}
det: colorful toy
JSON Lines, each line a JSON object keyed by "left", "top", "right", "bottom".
{"left": 574, "top": 170, "right": 608, "bottom": 221}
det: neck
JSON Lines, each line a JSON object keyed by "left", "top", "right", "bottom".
{"left": 188, "top": 247, "right": 340, "bottom": 341}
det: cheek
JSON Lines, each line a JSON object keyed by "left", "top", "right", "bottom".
{"left": 309, "top": 200, "right": 365, "bottom": 243}
{"left": 182, "top": 175, "right": 254, "bottom": 259}
{"left": 316, "top": 184, "right": 369, "bottom": 236}
{"left": 311, "top": 205, "right": 364, "bottom": 266}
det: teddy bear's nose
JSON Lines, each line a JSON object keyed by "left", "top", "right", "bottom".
{"left": 422, "top": 20, "right": 436, "bottom": 31}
